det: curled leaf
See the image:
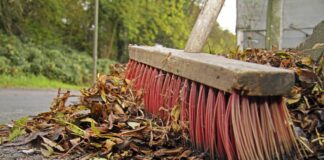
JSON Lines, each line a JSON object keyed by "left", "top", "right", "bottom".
{"left": 286, "top": 87, "right": 302, "bottom": 105}
{"left": 41, "top": 136, "right": 65, "bottom": 152}
{"left": 81, "top": 117, "right": 100, "bottom": 135}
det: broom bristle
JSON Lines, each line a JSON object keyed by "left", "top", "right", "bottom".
{"left": 153, "top": 70, "right": 164, "bottom": 115}
{"left": 134, "top": 63, "right": 145, "bottom": 90}
{"left": 195, "top": 84, "right": 206, "bottom": 151}
{"left": 143, "top": 67, "right": 153, "bottom": 112}
{"left": 189, "top": 81, "right": 198, "bottom": 145}
{"left": 205, "top": 88, "right": 216, "bottom": 158}
{"left": 126, "top": 61, "right": 300, "bottom": 159}
{"left": 215, "top": 91, "right": 226, "bottom": 159}
{"left": 180, "top": 79, "right": 189, "bottom": 122}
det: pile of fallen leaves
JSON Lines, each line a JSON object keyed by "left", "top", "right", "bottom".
{"left": 0, "top": 64, "right": 204, "bottom": 159}
{"left": 226, "top": 48, "right": 324, "bottom": 158}
{"left": 1, "top": 48, "right": 323, "bottom": 159}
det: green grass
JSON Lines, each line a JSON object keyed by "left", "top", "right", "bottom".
{"left": 0, "top": 75, "right": 84, "bottom": 90}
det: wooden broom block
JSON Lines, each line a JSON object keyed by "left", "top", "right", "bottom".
{"left": 128, "top": 45, "right": 294, "bottom": 96}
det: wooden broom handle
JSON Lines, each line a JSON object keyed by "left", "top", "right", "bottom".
{"left": 184, "top": 0, "right": 225, "bottom": 53}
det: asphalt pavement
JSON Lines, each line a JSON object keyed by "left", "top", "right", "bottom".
{"left": 0, "top": 88, "right": 79, "bottom": 124}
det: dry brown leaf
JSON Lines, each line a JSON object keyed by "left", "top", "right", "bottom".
{"left": 154, "top": 147, "right": 184, "bottom": 157}
{"left": 41, "top": 136, "right": 65, "bottom": 152}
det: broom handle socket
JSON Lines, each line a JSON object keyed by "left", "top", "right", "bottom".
{"left": 184, "top": 0, "right": 225, "bottom": 53}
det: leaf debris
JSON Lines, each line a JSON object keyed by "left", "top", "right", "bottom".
{"left": 0, "top": 64, "right": 204, "bottom": 159}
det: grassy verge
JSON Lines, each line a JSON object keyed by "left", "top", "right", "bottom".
{"left": 0, "top": 75, "right": 84, "bottom": 90}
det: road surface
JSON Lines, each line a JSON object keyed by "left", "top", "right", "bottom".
{"left": 0, "top": 88, "right": 79, "bottom": 124}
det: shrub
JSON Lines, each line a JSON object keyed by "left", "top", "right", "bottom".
{"left": 0, "top": 33, "right": 115, "bottom": 85}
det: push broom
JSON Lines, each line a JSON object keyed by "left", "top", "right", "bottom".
{"left": 125, "top": 0, "right": 300, "bottom": 159}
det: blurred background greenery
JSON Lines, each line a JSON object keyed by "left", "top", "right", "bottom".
{"left": 0, "top": 0, "right": 235, "bottom": 87}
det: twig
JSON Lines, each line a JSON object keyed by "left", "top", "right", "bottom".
{"left": 59, "top": 139, "right": 84, "bottom": 158}
{"left": 298, "top": 138, "right": 314, "bottom": 154}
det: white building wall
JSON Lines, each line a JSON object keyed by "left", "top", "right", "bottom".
{"left": 236, "top": 0, "right": 324, "bottom": 49}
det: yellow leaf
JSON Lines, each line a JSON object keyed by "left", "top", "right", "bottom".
{"left": 301, "top": 56, "right": 313, "bottom": 67}
{"left": 171, "top": 105, "right": 180, "bottom": 121}
{"left": 121, "top": 87, "right": 127, "bottom": 93}
{"left": 113, "top": 104, "right": 125, "bottom": 115}
{"left": 125, "top": 79, "right": 131, "bottom": 85}
{"left": 104, "top": 139, "right": 116, "bottom": 153}
{"left": 80, "top": 88, "right": 90, "bottom": 96}
{"left": 101, "top": 90, "right": 107, "bottom": 103}
{"left": 90, "top": 142, "right": 102, "bottom": 148}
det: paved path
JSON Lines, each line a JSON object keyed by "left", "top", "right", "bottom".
{"left": 0, "top": 88, "right": 79, "bottom": 124}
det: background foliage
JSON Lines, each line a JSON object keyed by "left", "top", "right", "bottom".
{"left": 0, "top": 0, "right": 235, "bottom": 85}
{"left": 0, "top": 33, "right": 113, "bottom": 84}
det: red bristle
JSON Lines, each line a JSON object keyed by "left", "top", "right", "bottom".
{"left": 195, "top": 84, "right": 206, "bottom": 151}
{"left": 250, "top": 98, "right": 265, "bottom": 159}
{"left": 133, "top": 62, "right": 142, "bottom": 83}
{"left": 277, "top": 99, "right": 301, "bottom": 158}
{"left": 247, "top": 98, "right": 265, "bottom": 160}
{"left": 132, "top": 62, "right": 139, "bottom": 83}
{"left": 134, "top": 64, "right": 145, "bottom": 90}
{"left": 251, "top": 99, "right": 271, "bottom": 159}
{"left": 215, "top": 91, "right": 226, "bottom": 159}
{"left": 166, "top": 75, "right": 176, "bottom": 110}
{"left": 153, "top": 71, "right": 165, "bottom": 115}
{"left": 139, "top": 65, "right": 148, "bottom": 90}
{"left": 125, "top": 60, "right": 134, "bottom": 79}
{"left": 127, "top": 61, "right": 133, "bottom": 79}
{"left": 160, "top": 73, "right": 171, "bottom": 118}
{"left": 180, "top": 79, "right": 190, "bottom": 123}
{"left": 223, "top": 91, "right": 238, "bottom": 160}
{"left": 232, "top": 94, "right": 250, "bottom": 160}
{"left": 274, "top": 98, "right": 296, "bottom": 158}
{"left": 261, "top": 100, "right": 280, "bottom": 159}
{"left": 171, "top": 76, "right": 182, "bottom": 108}
{"left": 189, "top": 82, "right": 197, "bottom": 146}
{"left": 143, "top": 67, "right": 153, "bottom": 111}
{"left": 270, "top": 99, "right": 287, "bottom": 156}
{"left": 240, "top": 96, "right": 262, "bottom": 159}
{"left": 148, "top": 69, "right": 158, "bottom": 113}
{"left": 205, "top": 88, "right": 216, "bottom": 158}
{"left": 129, "top": 61, "right": 138, "bottom": 80}
{"left": 125, "top": 60, "right": 131, "bottom": 79}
